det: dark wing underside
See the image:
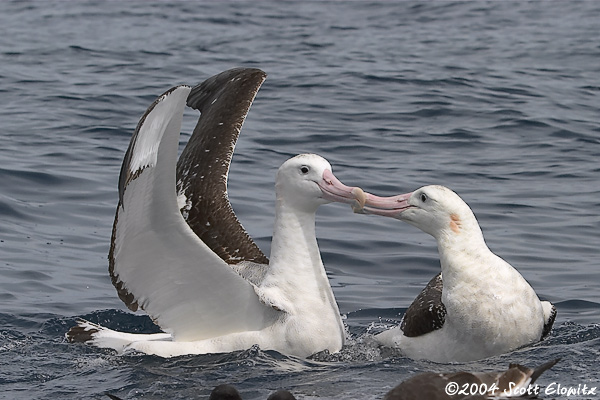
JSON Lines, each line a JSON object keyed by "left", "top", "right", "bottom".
{"left": 177, "top": 68, "right": 269, "bottom": 265}
{"left": 401, "top": 272, "right": 446, "bottom": 337}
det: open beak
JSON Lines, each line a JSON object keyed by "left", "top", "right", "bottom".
{"left": 318, "top": 169, "right": 367, "bottom": 210}
{"left": 354, "top": 191, "right": 414, "bottom": 218}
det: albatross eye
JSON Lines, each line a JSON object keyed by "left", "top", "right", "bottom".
{"left": 300, "top": 166, "right": 310, "bottom": 174}
{"left": 420, "top": 193, "right": 428, "bottom": 203}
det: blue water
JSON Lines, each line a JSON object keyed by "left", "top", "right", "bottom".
{"left": 1, "top": 1, "right": 599, "bottom": 399}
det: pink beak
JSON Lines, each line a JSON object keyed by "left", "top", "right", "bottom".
{"left": 318, "top": 169, "right": 366, "bottom": 209}
{"left": 358, "top": 191, "right": 414, "bottom": 218}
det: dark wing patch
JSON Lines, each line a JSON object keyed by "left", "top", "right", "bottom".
{"left": 541, "top": 304, "right": 557, "bottom": 340}
{"left": 109, "top": 208, "right": 139, "bottom": 310}
{"left": 66, "top": 320, "right": 99, "bottom": 343}
{"left": 178, "top": 68, "right": 269, "bottom": 265}
{"left": 401, "top": 272, "right": 446, "bottom": 337}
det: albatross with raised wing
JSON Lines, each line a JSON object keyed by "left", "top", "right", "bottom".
{"left": 67, "top": 68, "right": 365, "bottom": 358}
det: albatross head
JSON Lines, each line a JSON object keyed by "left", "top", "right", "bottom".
{"left": 275, "top": 154, "right": 366, "bottom": 213}
{"left": 358, "top": 185, "right": 479, "bottom": 239}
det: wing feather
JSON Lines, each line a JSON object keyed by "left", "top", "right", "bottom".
{"left": 401, "top": 272, "right": 446, "bottom": 337}
{"left": 177, "top": 68, "right": 269, "bottom": 265}
{"left": 109, "top": 84, "right": 277, "bottom": 341}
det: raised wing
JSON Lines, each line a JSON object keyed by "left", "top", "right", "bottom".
{"left": 400, "top": 272, "right": 446, "bottom": 337}
{"left": 177, "top": 68, "right": 269, "bottom": 266}
{"left": 109, "top": 84, "right": 277, "bottom": 341}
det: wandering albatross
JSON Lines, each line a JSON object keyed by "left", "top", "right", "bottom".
{"left": 356, "top": 185, "right": 556, "bottom": 362}
{"left": 67, "top": 68, "right": 366, "bottom": 358}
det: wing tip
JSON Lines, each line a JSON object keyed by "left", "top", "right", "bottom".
{"left": 118, "top": 85, "right": 192, "bottom": 204}
{"left": 66, "top": 319, "right": 101, "bottom": 343}
{"left": 186, "top": 67, "right": 266, "bottom": 111}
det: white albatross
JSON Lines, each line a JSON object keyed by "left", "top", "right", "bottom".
{"left": 356, "top": 185, "right": 556, "bottom": 362}
{"left": 67, "top": 68, "right": 365, "bottom": 358}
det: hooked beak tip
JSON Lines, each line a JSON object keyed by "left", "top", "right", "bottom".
{"left": 354, "top": 191, "right": 414, "bottom": 218}
{"left": 351, "top": 187, "right": 367, "bottom": 210}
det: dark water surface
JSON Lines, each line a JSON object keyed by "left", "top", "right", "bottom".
{"left": 0, "top": 1, "right": 598, "bottom": 399}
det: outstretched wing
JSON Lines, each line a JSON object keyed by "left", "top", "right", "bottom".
{"left": 177, "top": 68, "right": 269, "bottom": 266}
{"left": 109, "top": 83, "right": 277, "bottom": 341}
{"left": 400, "top": 272, "right": 446, "bottom": 337}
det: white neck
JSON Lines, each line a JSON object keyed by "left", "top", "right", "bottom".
{"left": 436, "top": 216, "right": 491, "bottom": 287}
{"left": 437, "top": 221, "right": 486, "bottom": 253}
{"left": 265, "top": 199, "right": 340, "bottom": 317}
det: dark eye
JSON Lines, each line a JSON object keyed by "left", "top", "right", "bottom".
{"left": 420, "top": 193, "right": 428, "bottom": 202}
{"left": 300, "top": 166, "right": 310, "bottom": 174}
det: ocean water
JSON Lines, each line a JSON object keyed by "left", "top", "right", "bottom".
{"left": 0, "top": 1, "right": 599, "bottom": 399}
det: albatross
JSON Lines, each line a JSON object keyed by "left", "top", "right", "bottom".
{"left": 67, "top": 68, "right": 366, "bottom": 358}
{"left": 357, "top": 185, "right": 556, "bottom": 362}
{"left": 384, "top": 358, "right": 559, "bottom": 400}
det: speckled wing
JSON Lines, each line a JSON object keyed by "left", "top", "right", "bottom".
{"left": 109, "top": 82, "right": 278, "bottom": 341}
{"left": 177, "top": 68, "right": 269, "bottom": 266}
{"left": 401, "top": 272, "right": 446, "bottom": 337}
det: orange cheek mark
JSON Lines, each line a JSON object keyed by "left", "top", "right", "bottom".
{"left": 449, "top": 214, "right": 461, "bottom": 233}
